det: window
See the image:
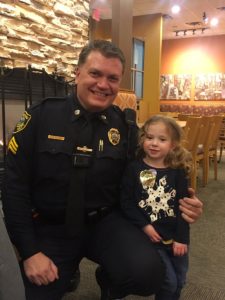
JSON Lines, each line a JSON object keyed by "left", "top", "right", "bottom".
{"left": 132, "top": 38, "right": 144, "bottom": 99}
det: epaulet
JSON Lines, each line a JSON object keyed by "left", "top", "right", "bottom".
{"left": 28, "top": 96, "right": 67, "bottom": 111}
{"left": 112, "top": 105, "right": 137, "bottom": 126}
{"left": 41, "top": 96, "right": 67, "bottom": 103}
{"left": 123, "top": 108, "right": 136, "bottom": 126}
{"left": 112, "top": 104, "right": 123, "bottom": 114}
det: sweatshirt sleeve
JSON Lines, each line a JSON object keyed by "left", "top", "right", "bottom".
{"left": 174, "top": 169, "right": 190, "bottom": 244}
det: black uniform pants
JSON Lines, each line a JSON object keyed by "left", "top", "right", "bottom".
{"left": 21, "top": 210, "right": 165, "bottom": 300}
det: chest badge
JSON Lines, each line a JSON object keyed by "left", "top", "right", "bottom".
{"left": 108, "top": 128, "right": 120, "bottom": 146}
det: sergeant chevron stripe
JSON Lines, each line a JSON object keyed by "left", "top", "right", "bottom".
{"left": 8, "top": 136, "right": 19, "bottom": 154}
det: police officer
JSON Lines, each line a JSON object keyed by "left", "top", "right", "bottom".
{"left": 2, "top": 40, "right": 203, "bottom": 300}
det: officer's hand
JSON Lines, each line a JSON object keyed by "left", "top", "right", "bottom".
{"left": 179, "top": 188, "right": 203, "bottom": 224}
{"left": 23, "top": 252, "right": 59, "bottom": 286}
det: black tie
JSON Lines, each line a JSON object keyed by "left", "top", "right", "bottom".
{"left": 65, "top": 114, "right": 95, "bottom": 237}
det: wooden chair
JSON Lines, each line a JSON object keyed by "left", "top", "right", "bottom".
{"left": 181, "top": 116, "right": 202, "bottom": 189}
{"left": 186, "top": 115, "right": 223, "bottom": 188}
{"left": 191, "top": 116, "right": 214, "bottom": 187}
{"left": 113, "top": 89, "right": 137, "bottom": 111}
{"left": 218, "top": 116, "right": 225, "bottom": 162}
{"left": 203, "top": 115, "right": 223, "bottom": 184}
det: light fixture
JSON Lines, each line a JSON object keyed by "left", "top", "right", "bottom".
{"left": 174, "top": 27, "right": 209, "bottom": 37}
{"left": 210, "top": 17, "right": 219, "bottom": 26}
{"left": 203, "top": 12, "right": 208, "bottom": 24}
{"left": 171, "top": 5, "right": 180, "bottom": 14}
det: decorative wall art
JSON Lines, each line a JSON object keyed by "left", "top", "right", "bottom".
{"left": 194, "top": 73, "right": 225, "bottom": 100}
{"left": 160, "top": 74, "right": 192, "bottom": 100}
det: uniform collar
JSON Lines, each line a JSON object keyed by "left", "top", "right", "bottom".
{"left": 69, "top": 87, "right": 109, "bottom": 124}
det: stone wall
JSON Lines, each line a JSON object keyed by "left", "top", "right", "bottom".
{"left": 0, "top": 0, "right": 90, "bottom": 79}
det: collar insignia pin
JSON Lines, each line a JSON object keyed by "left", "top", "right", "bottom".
{"left": 101, "top": 115, "right": 107, "bottom": 120}
{"left": 74, "top": 109, "right": 80, "bottom": 116}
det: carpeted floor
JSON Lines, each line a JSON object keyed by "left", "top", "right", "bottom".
{"left": 63, "top": 158, "right": 225, "bottom": 300}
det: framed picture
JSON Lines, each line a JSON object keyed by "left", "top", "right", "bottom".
{"left": 194, "top": 73, "right": 225, "bottom": 100}
{"left": 160, "top": 74, "right": 192, "bottom": 100}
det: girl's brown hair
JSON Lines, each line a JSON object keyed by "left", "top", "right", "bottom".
{"left": 137, "top": 115, "right": 193, "bottom": 176}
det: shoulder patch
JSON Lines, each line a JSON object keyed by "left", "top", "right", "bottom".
{"left": 13, "top": 111, "right": 31, "bottom": 133}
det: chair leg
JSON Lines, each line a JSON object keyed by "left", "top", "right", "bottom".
{"left": 201, "top": 160, "right": 206, "bottom": 187}
{"left": 191, "top": 161, "right": 197, "bottom": 190}
{"left": 214, "top": 152, "right": 218, "bottom": 180}
{"left": 218, "top": 145, "right": 223, "bottom": 163}
{"left": 203, "top": 155, "right": 209, "bottom": 186}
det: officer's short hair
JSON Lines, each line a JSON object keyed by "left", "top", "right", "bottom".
{"left": 78, "top": 40, "right": 126, "bottom": 73}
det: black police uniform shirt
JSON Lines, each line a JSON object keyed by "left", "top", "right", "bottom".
{"left": 120, "top": 160, "right": 190, "bottom": 245}
{"left": 3, "top": 89, "right": 138, "bottom": 259}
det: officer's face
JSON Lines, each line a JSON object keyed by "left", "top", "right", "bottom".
{"left": 75, "top": 51, "right": 123, "bottom": 112}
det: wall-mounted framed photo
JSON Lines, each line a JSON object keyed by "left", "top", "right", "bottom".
{"left": 194, "top": 73, "right": 225, "bottom": 100}
{"left": 160, "top": 74, "right": 192, "bottom": 100}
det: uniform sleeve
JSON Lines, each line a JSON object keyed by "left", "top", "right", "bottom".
{"left": 2, "top": 107, "right": 41, "bottom": 259}
{"left": 174, "top": 169, "right": 190, "bottom": 244}
{"left": 120, "top": 162, "right": 149, "bottom": 228}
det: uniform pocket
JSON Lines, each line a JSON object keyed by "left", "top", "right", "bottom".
{"left": 36, "top": 140, "right": 73, "bottom": 179}
{"left": 96, "top": 144, "right": 126, "bottom": 160}
{"left": 38, "top": 139, "right": 73, "bottom": 155}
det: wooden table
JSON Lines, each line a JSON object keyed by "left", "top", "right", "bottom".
{"left": 137, "top": 120, "right": 186, "bottom": 128}
{"left": 176, "top": 120, "right": 186, "bottom": 128}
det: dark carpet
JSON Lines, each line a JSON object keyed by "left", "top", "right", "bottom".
{"left": 63, "top": 158, "right": 225, "bottom": 300}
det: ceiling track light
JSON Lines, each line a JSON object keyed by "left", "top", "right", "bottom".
{"left": 203, "top": 12, "right": 208, "bottom": 24}
{"left": 174, "top": 27, "right": 209, "bottom": 37}
{"left": 217, "top": 6, "right": 225, "bottom": 11}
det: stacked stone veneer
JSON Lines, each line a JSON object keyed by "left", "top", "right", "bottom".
{"left": 0, "top": 0, "right": 90, "bottom": 79}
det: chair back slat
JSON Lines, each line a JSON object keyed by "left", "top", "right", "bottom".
{"left": 218, "top": 117, "right": 225, "bottom": 162}
{"left": 206, "top": 116, "right": 223, "bottom": 150}
{"left": 182, "top": 116, "right": 202, "bottom": 151}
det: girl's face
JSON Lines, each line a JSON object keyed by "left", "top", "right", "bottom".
{"left": 143, "top": 121, "right": 175, "bottom": 166}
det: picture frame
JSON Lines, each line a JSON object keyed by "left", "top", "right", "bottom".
{"left": 160, "top": 74, "right": 192, "bottom": 100}
{"left": 194, "top": 73, "right": 225, "bottom": 100}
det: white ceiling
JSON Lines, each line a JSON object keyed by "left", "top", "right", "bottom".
{"left": 90, "top": 0, "right": 225, "bottom": 40}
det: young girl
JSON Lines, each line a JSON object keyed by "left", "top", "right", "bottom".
{"left": 120, "top": 115, "right": 192, "bottom": 300}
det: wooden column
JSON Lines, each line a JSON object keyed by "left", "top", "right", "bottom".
{"left": 112, "top": 0, "right": 133, "bottom": 90}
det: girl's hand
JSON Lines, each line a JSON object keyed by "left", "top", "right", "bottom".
{"left": 142, "top": 224, "right": 162, "bottom": 243}
{"left": 173, "top": 242, "right": 188, "bottom": 256}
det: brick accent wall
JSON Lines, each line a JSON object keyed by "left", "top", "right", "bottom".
{"left": 0, "top": 0, "right": 90, "bottom": 79}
